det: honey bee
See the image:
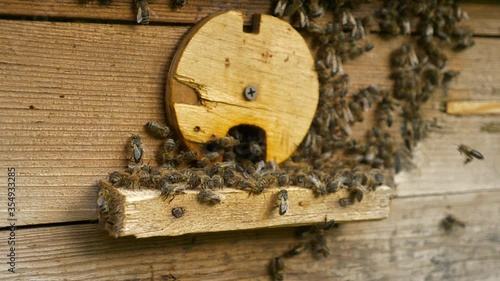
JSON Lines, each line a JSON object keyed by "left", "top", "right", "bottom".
{"left": 277, "top": 189, "right": 288, "bottom": 215}
{"left": 136, "top": 0, "right": 156, "bottom": 25}
{"left": 171, "top": 207, "right": 184, "bottom": 218}
{"left": 249, "top": 141, "right": 264, "bottom": 157}
{"left": 339, "top": 197, "right": 351, "bottom": 207}
{"left": 276, "top": 173, "right": 290, "bottom": 187}
{"left": 308, "top": 174, "right": 326, "bottom": 196}
{"left": 211, "top": 175, "right": 225, "bottom": 189}
{"left": 174, "top": 0, "right": 186, "bottom": 8}
{"left": 196, "top": 157, "right": 210, "bottom": 168}
{"left": 283, "top": 242, "right": 309, "bottom": 258}
{"left": 226, "top": 174, "right": 243, "bottom": 188}
{"left": 274, "top": 0, "right": 288, "bottom": 17}
{"left": 182, "top": 169, "right": 201, "bottom": 189}
{"left": 217, "top": 136, "right": 240, "bottom": 148}
{"left": 269, "top": 256, "right": 285, "bottom": 281}
{"left": 311, "top": 235, "right": 330, "bottom": 259}
{"left": 108, "top": 171, "right": 139, "bottom": 189}
{"left": 181, "top": 150, "right": 198, "bottom": 162}
{"left": 130, "top": 135, "right": 144, "bottom": 165}
{"left": 457, "top": 144, "right": 484, "bottom": 164}
{"left": 308, "top": 0, "right": 324, "bottom": 18}
{"left": 205, "top": 151, "right": 220, "bottom": 162}
{"left": 441, "top": 214, "right": 466, "bottom": 232}
{"left": 97, "top": 182, "right": 110, "bottom": 214}
{"left": 197, "top": 189, "right": 224, "bottom": 205}
{"left": 254, "top": 175, "right": 276, "bottom": 194}
{"left": 160, "top": 183, "right": 187, "bottom": 202}
{"left": 146, "top": 122, "right": 170, "bottom": 139}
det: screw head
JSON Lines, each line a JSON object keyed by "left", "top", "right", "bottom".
{"left": 244, "top": 85, "right": 258, "bottom": 101}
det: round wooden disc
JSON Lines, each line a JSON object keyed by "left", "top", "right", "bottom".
{"left": 166, "top": 10, "right": 319, "bottom": 164}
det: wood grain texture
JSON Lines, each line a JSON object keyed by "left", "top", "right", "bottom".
{"left": 99, "top": 185, "right": 391, "bottom": 238}
{"left": 167, "top": 11, "right": 318, "bottom": 163}
{"left": 0, "top": 19, "right": 498, "bottom": 227}
{"left": 0, "top": 1, "right": 497, "bottom": 36}
{"left": 1, "top": 190, "right": 499, "bottom": 280}
{"left": 446, "top": 101, "right": 500, "bottom": 115}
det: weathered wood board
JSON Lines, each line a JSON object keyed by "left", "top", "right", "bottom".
{"left": 1, "top": 190, "right": 499, "bottom": 280}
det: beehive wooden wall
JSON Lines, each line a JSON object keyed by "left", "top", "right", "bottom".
{"left": 0, "top": 1, "right": 499, "bottom": 280}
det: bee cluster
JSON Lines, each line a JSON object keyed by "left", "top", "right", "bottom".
{"left": 98, "top": 120, "right": 385, "bottom": 217}
{"left": 272, "top": 0, "right": 474, "bottom": 178}
{"left": 269, "top": 0, "right": 475, "bottom": 279}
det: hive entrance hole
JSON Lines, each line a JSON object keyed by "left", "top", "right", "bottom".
{"left": 228, "top": 125, "right": 266, "bottom": 163}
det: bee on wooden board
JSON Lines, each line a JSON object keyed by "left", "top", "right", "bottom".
{"left": 217, "top": 136, "right": 240, "bottom": 148}
{"left": 277, "top": 189, "right": 288, "bottom": 216}
{"left": 269, "top": 256, "right": 285, "bottom": 281}
{"left": 136, "top": 0, "right": 156, "bottom": 25}
{"left": 146, "top": 122, "right": 171, "bottom": 139}
{"left": 457, "top": 144, "right": 484, "bottom": 165}
{"left": 130, "top": 135, "right": 144, "bottom": 165}
{"left": 197, "top": 189, "right": 224, "bottom": 205}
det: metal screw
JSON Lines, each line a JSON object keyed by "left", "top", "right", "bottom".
{"left": 244, "top": 85, "right": 258, "bottom": 101}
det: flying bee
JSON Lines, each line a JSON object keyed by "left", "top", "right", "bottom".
{"left": 457, "top": 144, "right": 484, "bottom": 164}
{"left": 174, "top": 0, "right": 186, "bottom": 8}
{"left": 283, "top": 242, "right": 309, "bottom": 258}
{"left": 136, "top": 0, "right": 156, "bottom": 25}
{"left": 145, "top": 122, "right": 170, "bottom": 139}
{"left": 217, "top": 136, "right": 240, "bottom": 148}
{"left": 277, "top": 189, "right": 288, "bottom": 215}
{"left": 197, "top": 189, "right": 224, "bottom": 205}
{"left": 130, "top": 135, "right": 144, "bottom": 165}
{"left": 269, "top": 257, "right": 285, "bottom": 281}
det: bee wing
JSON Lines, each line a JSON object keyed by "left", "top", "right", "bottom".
{"left": 137, "top": 7, "right": 143, "bottom": 23}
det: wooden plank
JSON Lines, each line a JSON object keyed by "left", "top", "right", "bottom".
{"left": 0, "top": 19, "right": 498, "bottom": 226}
{"left": 446, "top": 101, "right": 500, "bottom": 115}
{"left": 1, "top": 190, "right": 499, "bottom": 280}
{"left": 0, "top": 0, "right": 270, "bottom": 25}
{"left": 0, "top": 1, "right": 497, "bottom": 36}
{"left": 100, "top": 185, "right": 391, "bottom": 238}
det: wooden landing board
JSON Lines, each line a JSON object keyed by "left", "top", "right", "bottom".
{"left": 99, "top": 185, "right": 391, "bottom": 238}
{"left": 1, "top": 190, "right": 499, "bottom": 280}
